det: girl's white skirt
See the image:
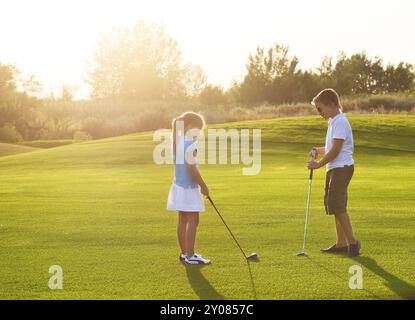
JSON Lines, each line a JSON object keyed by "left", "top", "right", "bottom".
{"left": 167, "top": 183, "right": 205, "bottom": 212}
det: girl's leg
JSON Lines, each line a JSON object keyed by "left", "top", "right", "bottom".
{"left": 334, "top": 216, "right": 348, "bottom": 247}
{"left": 185, "top": 212, "right": 199, "bottom": 257}
{"left": 177, "top": 212, "right": 188, "bottom": 254}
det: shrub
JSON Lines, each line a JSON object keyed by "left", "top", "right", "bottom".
{"left": 19, "top": 140, "right": 74, "bottom": 148}
{"left": 0, "top": 124, "right": 23, "bottom": 143}
{"left": 342, "top": 95, "right": 415, "bottom": 113}
{"left": 73, "top": 131, "right": 92, "bottom": 141}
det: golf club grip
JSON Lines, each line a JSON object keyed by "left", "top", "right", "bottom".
{"left": 207, "top": 196, "right": 247, "bottom": 258}
{"left": 309, "top": 149, "right": 317, "bottom": 180}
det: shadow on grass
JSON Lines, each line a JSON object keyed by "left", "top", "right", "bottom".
{"left": 307, "top": 255, "right": 415, "bottom": 299}
{"left": 351, "top": 256, "right": 415, "bottom": 300}
{"left": 305, "top": 256, "right": 381, "bottom": 299}
{"left": 184, "top": 261, "right": 259, "bottom": 300}
{"left": 246, "top": 261, "right": 258, "bottom": 300}
{"left": 184, "top": 264, "right": 224, "bottom": 300}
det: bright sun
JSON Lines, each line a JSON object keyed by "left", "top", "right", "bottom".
{"left": 0, "top": 0, "right": 414, "bottom": 99}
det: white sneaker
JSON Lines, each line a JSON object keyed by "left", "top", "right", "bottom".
{"left": 179, "top": 253, "right": 186, "bottom": 261}
{"left": 187, "top": 253, "right": 211, "bottom": 265}
{"left": 183, "top": 255, "right": 199, "bottom": 265}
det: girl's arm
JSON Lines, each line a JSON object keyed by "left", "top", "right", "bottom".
{"left": 188, "top": 164, "right": 209, "bottom": 196}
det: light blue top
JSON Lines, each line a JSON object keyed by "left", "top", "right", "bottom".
{"left": 173, "top": 137, "right": 199, "bottom": 189}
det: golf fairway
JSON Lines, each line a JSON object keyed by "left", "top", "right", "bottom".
{"left": 0, "top": 114, "right": 414, "bottom": 299}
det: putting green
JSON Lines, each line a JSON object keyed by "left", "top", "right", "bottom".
{"left": 0, "top": 114, "right": 414, "bottom": 299}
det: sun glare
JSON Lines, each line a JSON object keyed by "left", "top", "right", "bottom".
{"left": 0, "top": 0, "right": 414, "bottom": 99}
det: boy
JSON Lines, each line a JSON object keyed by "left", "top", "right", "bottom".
{"left": 308, "top": 88, "right": 360, "bottom": 257}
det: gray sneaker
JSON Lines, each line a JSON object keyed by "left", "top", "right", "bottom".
{"left": 348, "top": 240, "right": 361, "bottom": 257}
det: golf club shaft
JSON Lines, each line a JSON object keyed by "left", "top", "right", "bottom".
{"left": 207, "top": 196, "right": 248, "bottom": 259}
{"left": 301, "top": 177, "right": 313, "bottom": 252}
{"left": 301, "top": 151, "right": 316, "bottom": 252}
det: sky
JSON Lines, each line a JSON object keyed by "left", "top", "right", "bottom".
{"left": 0, "top": 0, "right": 414, "bottom": 99}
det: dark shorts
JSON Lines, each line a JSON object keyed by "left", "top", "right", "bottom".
{"left": 324, "top": 165, "right": 354, "bottom": 215}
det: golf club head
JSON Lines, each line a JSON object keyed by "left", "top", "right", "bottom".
{"left": 246, "top": 253, "right": 259, "bottom": 261}
{"left": 294, "top": 252, "right": 307, "bottom": 257}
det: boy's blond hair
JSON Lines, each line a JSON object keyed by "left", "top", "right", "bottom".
{"left": 311, "top": 88, "right": 343, "bottom": 111}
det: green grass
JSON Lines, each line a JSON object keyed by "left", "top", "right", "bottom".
{"left": 0, "top": 114, "right": 414, "bottom": 300}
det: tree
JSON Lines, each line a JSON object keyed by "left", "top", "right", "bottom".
{"left": 236, "top": 48, "right": 322, "bottom": 104}
{"left": 238, "top": 47, "right": 270, "bottom": 104}
{"left": 61, "top": 85, "right": 75, "bottom": 102}
{"left": 199, "top": 85, "right": 227, "bottom": 106}
{"left": 0, "top": 64, "right": 43, "bottom": 141}
{"left": 182, "top": 63, "right": 207, "bottom": 98}
{"left": 0, "top": 64, "right": 20, "bottom": 128}
{"left": 87, "top": 20, "right": 195, "bottom": 101}
{"left": 317, "top": 56, "right": 334, "bottom": 88}
{"left": 0, "top": 64, "right": 18, "bottom": 103}
{"left": 238, "top": 44, "right": 303, "bottom": 104}
{"left": 385, "top": 62, "right": 414, "bottom": 92}
{"left": 332, "top": 53, "right": 393, "bottom": 95}
{"left": 20, "top": 74, "right": 42, "bottom": 97}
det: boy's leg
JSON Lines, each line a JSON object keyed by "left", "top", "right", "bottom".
{"left": 334, "top": 216, "right": 348, "bottom": 247}
{"left": 177, "top": 212, "right": 188, "bottom": 254}
{"left": 185, "top": 212, "right": 199, "bottom": 257}
{"left": 328, "top": 166, "right": 356, "bottom": 245}
{"left": 335, "top": 212, "right": 356, "bottom": 245}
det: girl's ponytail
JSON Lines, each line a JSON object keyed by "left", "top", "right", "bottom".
{"left": 172, "top": 117, "right": 181, "bottom": 155}
{"left": 172, "top": 112, "right": 205, "bottom": 155}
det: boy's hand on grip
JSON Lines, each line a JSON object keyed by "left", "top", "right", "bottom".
{"left": 309, "top": 148, "right": 317, "bottom": 159}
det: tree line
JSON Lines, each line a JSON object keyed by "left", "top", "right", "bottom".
{"left": 1, "top": 20, "right": 414, "bottom": 143}
{"left": 232, "top": 46, "right": 414, "bottom": 105}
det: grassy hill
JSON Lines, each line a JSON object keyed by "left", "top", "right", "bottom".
{"left": 0, "top": 143, "right": 40, "bottom": 157}
{"left": 0, "top": 114, "right": 414, "bottom": 299}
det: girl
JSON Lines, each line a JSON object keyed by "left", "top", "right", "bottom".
{"left": 167, "top": 111, "right": 211, "bottom": 265}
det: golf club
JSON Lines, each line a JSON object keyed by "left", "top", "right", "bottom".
{"left": 207, "top": 196, "right": 258, "bottom": 261}
{"left": 295, "top": 149, "right": 317, "bottom": 257}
